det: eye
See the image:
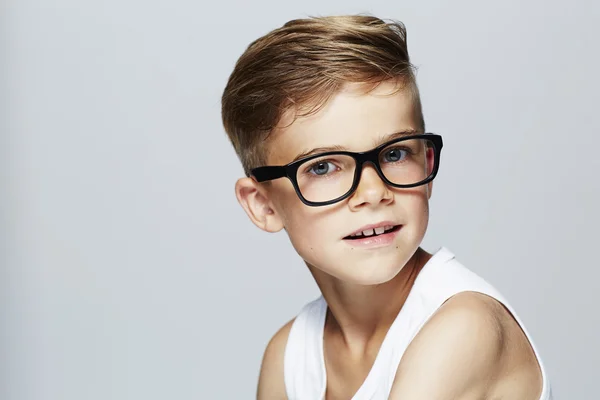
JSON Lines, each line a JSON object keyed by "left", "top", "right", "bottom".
{"left": 382, "top": 147, "right": 408, "bottom": 163}
{"left": 308, "top": 161, "right": 337, "bottom": 176}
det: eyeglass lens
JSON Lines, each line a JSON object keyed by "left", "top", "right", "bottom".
{"left": 295, "top": 138, "right": 436, "bottom": 203}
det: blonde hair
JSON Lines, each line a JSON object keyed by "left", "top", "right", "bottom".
{"left": 221, "top": 15, "right": 424, "bottom": 175}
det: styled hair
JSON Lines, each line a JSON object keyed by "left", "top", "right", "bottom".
{"left": 221, "top": 15, "right": 424, "bottom": 175}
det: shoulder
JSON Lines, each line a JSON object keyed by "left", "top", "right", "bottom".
{"left": 400, "top": 291, "right": 506, "bottom": 378}
{"left": 390, "top": 291, "right": 542, "bottom": 399}
{"left": 256, "top": 318, "right": 295, "bottom": 400}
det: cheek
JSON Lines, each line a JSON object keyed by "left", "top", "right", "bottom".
{"left": 393, "top": 188, "right": 430, "bottom": 236}
{"left": 411, "top": 193, "right": 430, "bottom": 222}
{"left": 410, "top": 198, "right": 430, "bottom": 238}
{"left": 286, "top": 222, "right": 332, "bottom": 268}
{"left": 282, "top": 208, "right": 333, "bottom": 251}
{"left": 395, "top": 185, "right": 430, "bottom": 211}
{"left": 275, "top": 201, "right": 341, "bottom": 260}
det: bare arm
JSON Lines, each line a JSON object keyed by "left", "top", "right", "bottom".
{"left": 256, "top": 319, "right": 294, "bottom": 400}
{"left": 389, "top": 292, "right": 542, "bottom": 400}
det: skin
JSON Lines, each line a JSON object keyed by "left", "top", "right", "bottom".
{"left": 236, "top": 81, "right": 543, "bottom": 399}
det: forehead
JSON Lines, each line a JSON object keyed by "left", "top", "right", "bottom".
{"left": 266, "top": 81, "right": 420, "bottom": 165}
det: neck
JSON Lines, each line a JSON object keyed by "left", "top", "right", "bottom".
{"left": 308, "top": 247, "right": 432, "bottom": 347}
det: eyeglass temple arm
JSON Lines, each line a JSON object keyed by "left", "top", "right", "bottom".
{"left": 250, "top": 166, "right": 287, "bottom": 182}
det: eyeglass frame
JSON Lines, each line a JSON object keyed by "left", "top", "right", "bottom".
{"left": 250, "top": 133, "right": 444, "bottom": 207}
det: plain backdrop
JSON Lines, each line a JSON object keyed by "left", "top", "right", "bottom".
{"left": 3, "top": 0, "right": 599, "bottom": 398}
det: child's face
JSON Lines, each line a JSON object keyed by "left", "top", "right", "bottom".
{"left": 237, "top": 81, "right": 432, "bottom": 285}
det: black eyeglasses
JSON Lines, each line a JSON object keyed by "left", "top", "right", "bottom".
{"left": 251, "top": 133, "right": 443, "bottom": 207}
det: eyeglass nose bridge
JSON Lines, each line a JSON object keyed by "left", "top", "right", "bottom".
{"left": 350, "top": 146, "right": 392, "bottom": 190}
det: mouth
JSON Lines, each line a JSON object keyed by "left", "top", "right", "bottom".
{"left": 343, "top": 224, "right": 402, "bottom": 240}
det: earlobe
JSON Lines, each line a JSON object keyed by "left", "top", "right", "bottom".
{"left": 235, "top": 177, "right": 284, "bottom": 233}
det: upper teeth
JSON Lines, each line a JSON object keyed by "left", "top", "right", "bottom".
{"left": 352, "top": 225, "right": 394, "bottom": 237}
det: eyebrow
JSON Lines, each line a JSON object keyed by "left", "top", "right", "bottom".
{"left": 290, "top": 129, "right": 421, "bottom": 163}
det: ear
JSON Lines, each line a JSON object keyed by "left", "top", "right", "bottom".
{"left": 235, "top": 177, "right": 284, "bottom": 233}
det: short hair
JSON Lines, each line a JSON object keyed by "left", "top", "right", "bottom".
{"left": 221, "top": 15, "right": 424, "bottom": 175}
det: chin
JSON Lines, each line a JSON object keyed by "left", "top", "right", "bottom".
{"left": 349, "top": 244, "right": 423, "bottom": 284}
{"left": 354, "top": 262, "right": 405, "bottom": 285}
{"left": 321, "top": 254, "right": 407, "bottom": 286}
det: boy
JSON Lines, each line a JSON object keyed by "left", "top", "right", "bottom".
{"left": 221, "top": 15, "right": 552, "bottom": 400}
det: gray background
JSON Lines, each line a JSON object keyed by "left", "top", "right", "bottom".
{"left": 3, "top": 0, "right": 599, "bottom": 398}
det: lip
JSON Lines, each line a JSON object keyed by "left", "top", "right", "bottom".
{"left": 344, "top": 221, "right": 399, "bottom": 238}
{"left": 343, "top": 225, "right": 402, "bottom": 248}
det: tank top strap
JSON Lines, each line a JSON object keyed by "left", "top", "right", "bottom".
{"left": 283, "top": 296, "right": 327, "bottom": 400}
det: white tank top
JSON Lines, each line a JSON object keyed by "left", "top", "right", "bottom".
{"left": 283, "top": 247, "right": 553, "bottom": 400}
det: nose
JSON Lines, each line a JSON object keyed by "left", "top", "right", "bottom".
{"left": 347, "top": 163, "right": 393, "bottom": 210}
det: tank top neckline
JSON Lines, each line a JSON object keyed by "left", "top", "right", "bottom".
{"left": 312, "top": 247, "right": 456, "bottom": 399}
